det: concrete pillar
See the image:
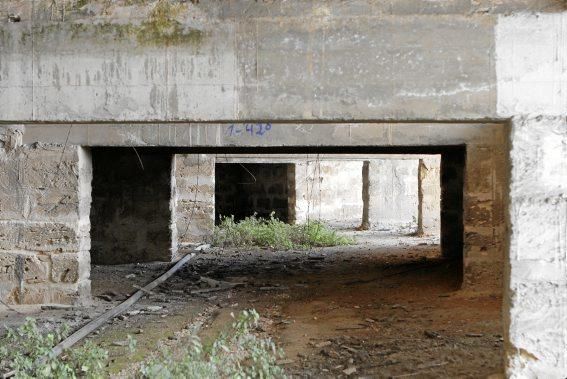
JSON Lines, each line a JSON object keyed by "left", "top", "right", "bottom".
{"left": 171, "top": 154, "right": 215, "bottom": 260}
{"left": 286, "top": 164, "right": 297, "bottom": 224}
{"left": 440, "top": 149, "right": 465, "bottom": 276}
{"left": 361, "top": 161, "right": 370, "bottom": 230}
{"left": 0, "top": 126, "right": 91, "bottom": 305}
{"left": 363, "top": 159, "right": 419, "bottom": 233}
{"left": 506, "top": 116, "right": 567, "bottom": 377}
{"left": 417, "top": 156, "right": 441, "bottom": 236}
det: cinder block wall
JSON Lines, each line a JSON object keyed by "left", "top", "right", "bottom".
{"left": 0, "top": 127, "right": 90, "bottom": 304}
{"left": 171, "top": 154, "right": 215, "bottom": 259}
{"left": 215, "top": 163, "right": 292, "bottom": 223}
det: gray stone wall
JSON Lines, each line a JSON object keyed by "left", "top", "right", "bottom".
{"left": 171, "top": 154, "right": 215, "bottom": 259}
{"left": 0, "top": 126, "right": 90, "bottom": 304}
{"left": 0, "top": 0, "right": 565, "bottom": 375}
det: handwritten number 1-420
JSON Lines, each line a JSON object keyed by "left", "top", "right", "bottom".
{"left": 226, "top": 123, "right": 272, "bottom": 137}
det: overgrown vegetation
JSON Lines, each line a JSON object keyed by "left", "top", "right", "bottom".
{"left": 1, "top": 311, "right": 285, "bottom": 379}
{"left": 139, "top": 309, "right": 286, "bottom": 378}
{"left": 0, "top": 318, "right": 108, "bottom": 379}
{"left": 213, "top": 214, "right": 354, "bottom": 249}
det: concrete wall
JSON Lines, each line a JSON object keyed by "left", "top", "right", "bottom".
{"left": 418, "top": 156, "right": 441, "bottom": 236}
{"left": 0, "top": 0, "right": 566, "bottom": 376}
{"left": 3, "top": 0, "right": 562, "bottom": 124}
{"left": 295, "top": 160, "right": 363, "bottom": 227}
{"left": 496, "top": 12, "right": 567, "bottom": 377}
{"left": 362, "top": 159, "right": 419, "bottom": 233}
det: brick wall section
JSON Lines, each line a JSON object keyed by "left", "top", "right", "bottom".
{"left": 171, "top": 154, "right": 215, "bottom": 260}
{"left": 0, "top": 126, "right": 90, "bottom": 305}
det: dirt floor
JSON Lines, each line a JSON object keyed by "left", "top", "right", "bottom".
{"left": 0, "top": 231, "right": 504, "bottom": 378}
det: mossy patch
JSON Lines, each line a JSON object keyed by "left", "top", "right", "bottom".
{"left": 35, "top": 0, "right": 205, "bottom": 47}
{"left": 136, "top": 0, "right": 204, "bottom": 46}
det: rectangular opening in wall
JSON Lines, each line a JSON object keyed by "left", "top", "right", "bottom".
{"left": 86, "top": 144, "right": 497, "bottom": 377}
{"left": 215, "top": 163, "right": 294, "bottom": 224}
{"left": 90, "top": 147, "right": 172, "bottom": 264}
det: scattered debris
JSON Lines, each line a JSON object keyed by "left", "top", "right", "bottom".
{"left": 40, "top": 304, "right": 76, "bottom": 311}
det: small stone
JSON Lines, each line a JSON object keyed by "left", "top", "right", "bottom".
{"left": 424, "top": 330, "right": 441, "bottom": 339}
{"left": 466, "top": 333, "right": 484, "bottom": 338}
{"left": 343, "top": 366, "right": 357, "bottom": 375}
{"left": 315, "top": 341, "right": 332, "bottom": 348}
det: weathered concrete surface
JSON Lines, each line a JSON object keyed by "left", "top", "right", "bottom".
{"left": 418, "top": 156, "right": 441, "bottom": 236}
{"left": 363, "top": 159, "right": 419, "bottom": 233}
{"left": 295, "top": 160, "right": 364, "bottom": 227}
{"left": 2, "top": 1, "right": 566, "bottom": 376}
{"left": 19, "top": 122, "right": 508, "bottom": 283}
{"left": 0, "top": 126, "right": 90, "bottom": 304}
{"left": 495, "top": 11, "right": 567, "bottom": 377}
{"left": 505, "top": 116, "right": 567, "bottom": 378}
{"left": 496, "top": 12, "right": 567, "bottom": 117}
{"left": 0, "top": 0, "right": 501, "bottom": 121}
{"left": 171, "top": 154, "right": 215, "bottom": 259}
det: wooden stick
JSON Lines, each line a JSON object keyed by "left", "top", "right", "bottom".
{"left": 3, "top": 246, "right": 205, "bottom": 378}
{"left": 50, "top": 251, "right": 198, "bottom": 358}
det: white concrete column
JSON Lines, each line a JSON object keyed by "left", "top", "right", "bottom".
{"left": 506, "top": 116, "right": 567, "bottom": 378}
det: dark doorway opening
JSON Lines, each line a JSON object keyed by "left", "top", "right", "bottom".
{"left": 215, "top": 163, "right": 294, "bottom": 224}
{"left": 90, "top": 148, "right": 172, "bottom": 264}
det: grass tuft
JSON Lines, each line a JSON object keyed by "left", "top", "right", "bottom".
{"left": 213, "top": 213, "right": 354, "bottom": 250}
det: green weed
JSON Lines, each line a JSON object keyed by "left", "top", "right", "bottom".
{"left": 0, "top": 318, "right": 108, "bottom": 379}
{"left": 213, "top": 213, "right": 354, "bottom": 250}
{"left": 138, "top": 309, "right": 287, "bottom": 379}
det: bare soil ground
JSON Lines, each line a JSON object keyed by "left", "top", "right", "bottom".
{"left": 1, "top": 231, "right": 504, "bottom": 378}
